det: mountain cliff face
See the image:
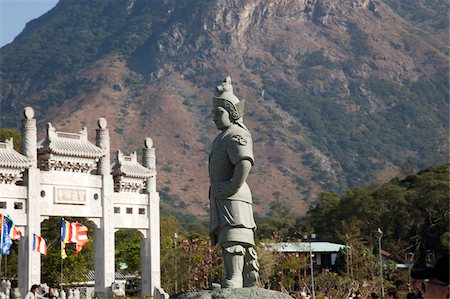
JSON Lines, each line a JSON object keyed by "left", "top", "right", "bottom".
{"left": 1, "top": 0, "right": 448, "bottom": 218}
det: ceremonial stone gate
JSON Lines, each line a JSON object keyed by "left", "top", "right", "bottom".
{"left": 0, "top": 107, "right": 166, "bottom": 298}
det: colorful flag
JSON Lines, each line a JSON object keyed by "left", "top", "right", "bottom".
{"left": 75, "top": 223, "right": 89, "bottom": 256}
{"left": 61, "top": 219, "right": 90, "bottom": 258}
{"left": 0, "top": 214, "right": 12, "bottom": 254}
{"left": 61, "top": 219, "right": 71, "bottom": 243}
{"left": 32, "top": 234, "right": 47, "bottom": 255}
{"left": 6, "top": 215, "right": 21, "bottom": 240}
{"left": 70, "top": 222, "right": 78, "bottom": 243}
{"left": 61, "top": 242, "right": 68, "bottom": 259}
{"left": 61, "top": 219, "right": 71, "bottom": 259}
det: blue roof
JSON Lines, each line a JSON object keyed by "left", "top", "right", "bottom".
{"left": 262, "top": 242, "right": 347, "bottom": 253}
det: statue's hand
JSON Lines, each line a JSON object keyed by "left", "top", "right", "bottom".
{"left": 213, "top": 180, "right": 236, "bottom": 198}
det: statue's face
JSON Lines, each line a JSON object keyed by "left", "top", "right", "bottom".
{"left": 213, "top": 106, "right": 232, "bottom": 131}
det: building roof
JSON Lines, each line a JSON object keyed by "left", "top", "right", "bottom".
{"left": 380, "top": 249, "right": 405, "bottom": 263}
{"left": 112, "top": 151, "right": 153, "bottom": 178}
{"left": 37, "top": 123, "right": 104, "bottom": 158}
{"left": 263, "top": 242, "right": 347, "bottom": 253}
{"left": 0, "top": 138, "right": 31, "bottom": 169}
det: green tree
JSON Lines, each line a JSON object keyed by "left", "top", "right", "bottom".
{"left": 304, "top": 163, "right": 449, "bottom": 269}
{"left": 402, "top": 165, "right": 450, "bottom": 265}
{"left": 115, "top": 229, "right": 141, "bottom": 274}
{"left": 41, "top": 217, "right": 95, "bottom": 287}
{"left": 306, "top": 192, "right": 340, "bottom": 241}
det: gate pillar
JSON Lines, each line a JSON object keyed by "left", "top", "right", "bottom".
{"left": 141, "top": 139, "right": 161, "bottom": 297}
{"left": 94, "top": 118, "right": 115, "bottom": 298}
{"left": 18, "top": 108, "right": 41, "bottom": 297}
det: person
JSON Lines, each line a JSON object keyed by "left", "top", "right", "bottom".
{"left": 209, "top": 76, "right": 259, "bottom": 288}
{"left": 411, "top": 255, "right": 449, "bottom": 299}
{"left": 25, "top": 285, "right": 45, "bottom": 299}
{"left": 370, "top": 293, "right": 381, "bottom": 299}
{"left": 406, "top": 291, "right": 424, "bottom": 298}
{"left": 387, "top": 288, "right": 399, "bottom": 299}
{"left": 44, "top": 287, "right": 59, "bottom": 299}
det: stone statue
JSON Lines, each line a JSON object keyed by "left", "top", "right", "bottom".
{"left": 209, "top": 76, "right": 259, "bottom": 288}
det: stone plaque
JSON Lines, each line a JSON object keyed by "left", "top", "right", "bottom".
{"left": 54, "top": 187, "right": 86, "bottom": 204}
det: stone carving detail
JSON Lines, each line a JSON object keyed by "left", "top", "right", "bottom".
{"left": 112, "top": 151, "right": 154, "bottom": 192}
{"left": 37, "top": 123, "right": 104, "bottom": 173}
{"left": 0, "top": 138, "right": 31, "bottom": 184}
{"left": 21, "top": 117, "right": 37, "bottom": 166}
{"left": 39, "top": 157, "right": 98, "bottom": 172}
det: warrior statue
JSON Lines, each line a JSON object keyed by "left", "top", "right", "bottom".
{"left": 209, "top": 76, "right": 259, "bottom": 288}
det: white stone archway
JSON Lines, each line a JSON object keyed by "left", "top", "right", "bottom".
{"left": 0, "top": 108, "right": 166, "bottom": 298}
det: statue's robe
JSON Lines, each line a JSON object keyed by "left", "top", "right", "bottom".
{"left": 209, "top": 123, "right": 256, "bottom": 247}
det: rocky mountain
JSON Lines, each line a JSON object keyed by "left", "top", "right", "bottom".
{"left": 1, "top": 0, "right": 448, "bottom": 218}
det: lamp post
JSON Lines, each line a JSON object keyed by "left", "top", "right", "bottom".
{"left": 173, "top": 232, "right": 178, "bottom": 293}
{"left": 376, "top": 228, "right": 384, "bottom": 298}
{"left": 407, "top": 252, "right": 414, "bottom": 292}
{"left": 303, "top": 233, "right": 316, "bottom": 299}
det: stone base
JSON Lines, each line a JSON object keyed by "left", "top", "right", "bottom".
{"left": 170, "top": 287, "right": 292, "bottom": 299}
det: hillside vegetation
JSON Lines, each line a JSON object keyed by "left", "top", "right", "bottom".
{"left": 258, "top": 163, "right": 449, "bottom": 260}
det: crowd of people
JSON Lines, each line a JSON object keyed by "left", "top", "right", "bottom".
{"left": 24, "top": 285, "right": 85, "bottom": 299}
{"left": 25, "top": 285, "right": 59, "bottom": 299}
{"left": 289, "top": 254, "right": 448, "bottom": 299}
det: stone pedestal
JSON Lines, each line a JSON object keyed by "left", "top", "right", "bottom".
{"left": 170, "top": 287, "right": 293, "bottom": 299}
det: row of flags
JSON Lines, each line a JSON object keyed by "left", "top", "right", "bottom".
{"left": 0, "top": 214, "right": 89, "bottom": 258}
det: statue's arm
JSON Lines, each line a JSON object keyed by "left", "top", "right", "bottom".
{"left": 230, "top": 159, "right": 252, "bottom": 192}
{"left": 214, "top": 159, "right": 252, "bottom": 198}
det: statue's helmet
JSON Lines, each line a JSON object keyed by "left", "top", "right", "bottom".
{"left": 212, "top": 76, "right": 245, "bottom": 121}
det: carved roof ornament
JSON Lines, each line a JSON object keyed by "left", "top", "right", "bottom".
{"left": 0, "top": 138, "right": 31, "bottom": 184}
{"left": 144, "top": 137, "right": 153, "bottom": 149}
{"left": 212, "top": 76, "right": 245, "bottom": 121}
{"left": 37, "top": 123, "right": 105, "bottom": 172}
{"left": 112, "top": 150, "right": 154, "bottom": 192}
{"left": 98, "top": 117, "right": 108, "bottom": 129}
{"left": 39, "top": 123, "right": 104, "bottom": 158}
{"left": 24, "top": 106, "right": 35, "bottom": 119}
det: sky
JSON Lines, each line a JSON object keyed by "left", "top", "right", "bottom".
{"left": 0, "top": 0, "right": 58, "bottom": 47}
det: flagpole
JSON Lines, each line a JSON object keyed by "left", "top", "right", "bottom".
{"left": 60, "top": 256, "right": 63, "bottom": 291}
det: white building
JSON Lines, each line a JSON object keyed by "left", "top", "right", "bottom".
{"left": 263, "top": 242, "right": 348, "bottom": 270}
{"left": 0, "top": 107, "right": 167, "bottom": 298}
